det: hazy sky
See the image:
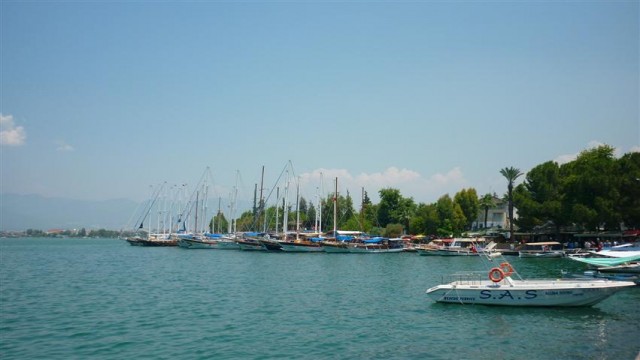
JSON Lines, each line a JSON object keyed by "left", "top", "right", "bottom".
{"left": 2, "top": 1, "right": 638, "bottom": 210}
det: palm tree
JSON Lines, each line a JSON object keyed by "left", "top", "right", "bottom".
{"left": 500, "top": 166, "right": 523, "bottom": 241}
{"left": 478, "top": 193, "right": 496, "bottom": 229}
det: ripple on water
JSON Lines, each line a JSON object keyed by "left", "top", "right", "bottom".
{"left": 1, "top": 238, "right": 639, "bottom": 359}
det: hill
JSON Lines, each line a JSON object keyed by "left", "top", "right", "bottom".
{"left": 0, "top": 193, "right": 139, "bottom": 231}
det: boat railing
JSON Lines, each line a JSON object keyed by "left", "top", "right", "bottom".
{"left": 442, "top": 271, "right": 487, "bottom": 285}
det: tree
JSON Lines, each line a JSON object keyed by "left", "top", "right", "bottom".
{"left": 452, "top": 203, "right": 467, "bottom": 235}
{"left": 384, "top": 223, "right": 404, "bottom": 238}
{"left": 513, "top": 161, "right": 564, "bottom": 234}
{"left": 410, "top": 203, "right": 439, "bottom": 235}
{"left": 500, "top": 166, "right": 523, "bottom": 240}
{"left": 377, "top": 188, "right": 403, "bottom": 227}
{"left": 478, "top": 193, "right": 496, "bottom": 229}
{"left": 454, "top": 188, "right": 478, "bottom": 230}
{"left": 560, "top": 145, "right": 620, "bottom": 230}
{"left": 617, "top": 152, "right": 640, "bottom": 229}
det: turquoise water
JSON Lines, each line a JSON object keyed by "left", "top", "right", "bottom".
{"left": 1, "top": 238, "right": 639, "bottom": 359}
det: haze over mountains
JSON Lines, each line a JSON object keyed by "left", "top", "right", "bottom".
{"left": 0, "top": 193, "right": 139, "bottom": 231}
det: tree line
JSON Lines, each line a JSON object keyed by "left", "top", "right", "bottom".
{"left": 213, "top": 145, "right": 638, "bottom": 239}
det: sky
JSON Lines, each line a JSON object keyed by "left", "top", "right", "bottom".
{"left": 1, "top": 1, "right": 639, "bottom": 213}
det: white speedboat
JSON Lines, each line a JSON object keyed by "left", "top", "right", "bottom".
{"left": 426, "top": 242, "right": 635, "bottom": 306}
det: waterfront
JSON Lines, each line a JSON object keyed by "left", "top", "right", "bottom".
{"left": 1, "top": 238, "right": 639, "bottom": 359}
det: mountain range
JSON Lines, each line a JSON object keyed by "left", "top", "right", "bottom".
{"left": 0, "top": 193, "right": 139, "bottom": 231}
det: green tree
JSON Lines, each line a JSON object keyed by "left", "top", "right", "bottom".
{"left": 410, "top": 203, "right": 439, "bottom": 235}
{"left": 500, "top": 166, "right": 523, "bottom": 240}
{"left": 478, "top": 193, "right": 496, "bottom": 229}
{"left": 452, "top": 202, "right": 467, "bottom": 235}
{"left": 377, "top": 188, "right": 403, "bottom": 227}
{"left": 436, "top": 194, "right": 454, "bottom": 225}
{"left": 454, "top": 188, "right": 478, "bottom": 230}
{"left": 617, "top": 152, "right": 640, "bottom": 229}
{"left": 560, "top": 145, "right": 620, "bottom": 230}
{"left": 513, "top": 161, "right": 564, "bottom": 234}
{"left": 384, "top": 223, "right": 404, "bottom": 238}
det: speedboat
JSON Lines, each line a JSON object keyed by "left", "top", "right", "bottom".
{"left": 426, "top": 241, "right": 635, "bottom": 306}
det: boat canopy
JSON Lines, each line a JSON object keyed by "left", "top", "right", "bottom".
{"left": 363, "top": 237, "right": 386, "bottom": 243}
{"left": 525, "top": 241, "right": 561, "bottom": 246}
{"left": 453, "top": 238, "right": 485, "bottom": 242}
{"left": 336, "top": 230, "right": 363, "bottom": 235}
{"left": 569, "top": 255, "right": 640, "bottom": 267}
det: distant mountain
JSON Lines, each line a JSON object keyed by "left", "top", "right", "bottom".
{"left": 0, "top": 193, "right": 139, "bottom": 231}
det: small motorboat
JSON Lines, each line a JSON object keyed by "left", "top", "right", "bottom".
{"left": 426, "top": 241, "right": 635, "bottom": 307}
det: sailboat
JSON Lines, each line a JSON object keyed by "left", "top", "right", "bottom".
{"left": 279, "top": 175, "right": 323, "bottom": 252}
{"left": 178, "top": 174, "right": 241, "bottom": 250}
{"left": 321, "top": 177, "right": 352, "bottom": 253}
{"left": 127, "top": 182, "right": 177, "bottom": 246}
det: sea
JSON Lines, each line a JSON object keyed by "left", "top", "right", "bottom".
{"left": 1, "top": 238, "right": 639, "bottom": 360}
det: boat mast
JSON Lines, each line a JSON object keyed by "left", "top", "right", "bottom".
{"left": 275, "top": 187, "right": 280, "bottom": 238}
{"left": 319, "top": 172, "right": 323, "bottom": 234}
{"left": 333, "top": 177, "right": 338, "bottom": 238}
{"left": 194, "top": 191, "right": 199, "bottom": 235}
{"left": 295, "top": 177, "right": 300, "bottom": 240}
{"left": 260, "top": 165, "right": 266, "bottom": 233}
{"left": 282, "top": 171, "right": 290, "bottom": 240}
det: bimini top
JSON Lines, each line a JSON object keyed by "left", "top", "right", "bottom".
{"left": 525, "top": 241, "right": 561, "bottom": 246}
{"left": 569, "top": 255, "right": 640, "bottom": 267}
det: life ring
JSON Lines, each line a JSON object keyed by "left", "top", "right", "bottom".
{"left": 500, "top": 262, "right": 514, "bottom": 277}
{"left": 489, "top": 267, "right": 505, "bottom": 283}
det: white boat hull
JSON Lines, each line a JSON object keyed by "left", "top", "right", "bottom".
{"left": 349, "top": 245, "right": 404, "bottom": 253}
{"left": 426, "top": 277, "right": 635, "bottom": 306}
{"left": 519, "top": 251, "right": 565, "bottom": 258}
{"left": 435, "top": 249, "right": 479, "bottom": 256}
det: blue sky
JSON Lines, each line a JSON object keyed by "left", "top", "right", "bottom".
{"left": 1, "top": 1, "right": 638, "bottom": 211}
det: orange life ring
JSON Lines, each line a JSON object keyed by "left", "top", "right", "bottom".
{"left": 489, "top": 267, "right": 505, "bottom": 283}
{"left": 500, "top": 262, "right": 514, "bottom": 277}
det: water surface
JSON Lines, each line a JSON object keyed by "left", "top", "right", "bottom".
{"left": 1, "top": 238, "right": 638, "bottom": 359}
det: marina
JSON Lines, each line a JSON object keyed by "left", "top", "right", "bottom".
{"left": 1, "top": 237, "right": 639, "bottom": 359}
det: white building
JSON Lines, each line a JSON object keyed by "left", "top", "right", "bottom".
{"left": 471, "top": 196, "right": 516, "bottom": 231}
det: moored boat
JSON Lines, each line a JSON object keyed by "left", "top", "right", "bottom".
{"left": 426, "top": 274, "right": 635, "bottom": 306}
{"left": 434, "top": 238, "right": 499, "bottom": 256}
{"left": 236, "top": 232, "right": 266, "bottom": 251}
{"left": 348, "top": 237, "right": 404, "bottom": 253}
{"left": 279, "top": 235, "right": 324, "bottom": 252}
{"left": 426, "top": 241, "right": 635, "bottom": 306}
{"left": 415, "top": 239, "right": 452, "bottom": 256}
{"left": 518, "top": 241, "right": 565, "bottom": 258}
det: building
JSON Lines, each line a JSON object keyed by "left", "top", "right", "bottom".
{"left": 471, "top": 196, "right": 515, "bottom": 232}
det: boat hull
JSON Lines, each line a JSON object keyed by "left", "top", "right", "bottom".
{"left": 322, "top": 242, "right": 351, "bottom": 253}
{"left": 519, "top": 251, "right": 565, "bottom": 258}
{"left": 236, "top": 239, "right": 265, "bottom": 251}
{"left": 279, "top": 242, "right": 324, "bottom": 252}
{"left": 177, "top": 238, "right": 240, "bottom": 250}
{"left": 426, "top": 278, "right": 635, "bottom": 306}
{"left": 349, "top": 245, "right": 404, "bottom": 253}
